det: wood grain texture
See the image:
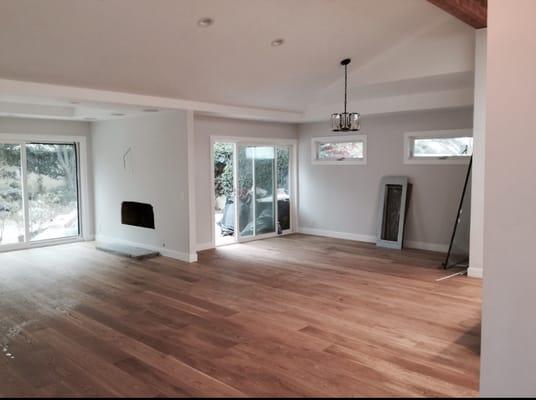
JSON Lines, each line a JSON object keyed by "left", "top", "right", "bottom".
{"left": 428, "top": 0, "right": 487, "bottom": 28}
{"left": 0, "top": 234, "right": 481, "bottom": 397}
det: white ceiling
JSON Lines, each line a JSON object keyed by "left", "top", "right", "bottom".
{"left": 0, "top": 0, "right": 475, "bottom": 121}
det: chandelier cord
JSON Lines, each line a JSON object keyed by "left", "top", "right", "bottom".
{"left": 344, "top": 64, "right": 348, "bottom": 114}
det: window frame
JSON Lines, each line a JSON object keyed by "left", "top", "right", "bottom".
{"left": 311, "top": 134, "right": 367, "bottom": 166}
{"left": 403, "top": 129, "right": 473, "bottom": 165}
{"left": 0, "top": 133, "right": 90, "bottom": 252}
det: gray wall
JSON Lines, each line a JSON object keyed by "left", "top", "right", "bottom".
{"left": 194, "top": 115, "right": 297, "bottom": 248}
{"left": 480, "top": 0, "right": 536, "bottom": 396}
{"left": 92, "top": 111, "right": 192, "bottom": 259}
{"left": 298, "top": 107, "right": 473, "bottom": 250}
{"left": 0, "top": 116, "right": 91, "bottom": 137}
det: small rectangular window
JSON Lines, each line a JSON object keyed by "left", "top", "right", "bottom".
{"left": 404, "top": 130, "right": 472, "bottom": 164}
{"left": 311, "top": 135, "right": 367, "bottom": 165}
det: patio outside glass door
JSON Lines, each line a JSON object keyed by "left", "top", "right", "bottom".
{"left": 237, "top": 145, "right": 275, "bottom": 239}
{"left": 236, "top": 144, "right": 290, "bottom": 241}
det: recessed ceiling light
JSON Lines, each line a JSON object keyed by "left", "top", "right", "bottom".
{"left": 197, "top": 17, "right": 214, "bottom": 27}
{"left": 271, "top": 38, "right": 285, "bottom": 47}
{"left": 111, "top": 112, "right": 126, "bottom": 117}
{"left": 143, "top": 108, "right": 159, "bottom": 112}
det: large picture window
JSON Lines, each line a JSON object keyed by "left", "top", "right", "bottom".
{"left": 0, "top": 140, "right": 81, "bottom": 249}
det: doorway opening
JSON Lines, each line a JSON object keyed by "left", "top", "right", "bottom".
{"left": 214, "top": 142, "right": 236, "bottom": 246}
{"left": 212, "top": 139, "right": 295, "bottom": 247}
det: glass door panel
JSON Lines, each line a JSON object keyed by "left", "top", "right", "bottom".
{"left": 276, "top": 146, "right": 291, "bottom": 231}
{"left": 254, "top": 146, "right": 275, "bottom": 235}
{"left": 235, "top": 143, "right": 292, "bottom": 242}
{"left": 26, "top": 143, "right": 79, "bottom": 241}
{"left": 237, "top": 146, "right": 254, "bottom": 238}
{"left": 0, "top": 144, "right": 24, "bottom": 245}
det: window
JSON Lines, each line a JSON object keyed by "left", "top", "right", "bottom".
{"left": 404, "top": 130, "right": 473, "bottom": 164}
{"left": 311, "top": 135, "right": 367, "bottom": 165}
{"left": 1, "top": 138, "right": 84, "bottom": 250}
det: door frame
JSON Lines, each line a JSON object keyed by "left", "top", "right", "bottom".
{"left": 209, "top": 136, "right": 298, "bottom": 249}
{"left": 0, "top": 133, "right": 91, "bottom": 252}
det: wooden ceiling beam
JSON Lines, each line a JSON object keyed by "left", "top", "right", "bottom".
{"left": 427, "top": 0, "right": 487, "bottom": 28}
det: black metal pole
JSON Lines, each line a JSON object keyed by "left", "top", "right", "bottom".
{"left": 443, "top": 156, "right": 473, "bottom": 269}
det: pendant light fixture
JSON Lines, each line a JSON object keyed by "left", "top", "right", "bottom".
{"left": 331, "top": 58, "right": 360, "bottom": 132}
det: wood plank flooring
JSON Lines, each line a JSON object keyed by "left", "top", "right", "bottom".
{"left": 0, "top": 234, "right": 481, "bottom": 397}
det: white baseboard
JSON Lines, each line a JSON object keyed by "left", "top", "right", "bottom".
{"left": 299, "top": 227, "right": 376, "bottom": 244}
{"left": 468, "top": 267, "right": 483, "bottom": 278}
{"left": 95, "top": 234, "right": 196, "bottom": 263}
{"left": 196, "top": 242, "right": 214, "bottom": 252}
{"left": 298, "top": 227, "right": 449, "bottom": 253}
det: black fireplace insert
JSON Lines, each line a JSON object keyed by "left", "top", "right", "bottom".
{"left": 121, "top": 201, "right": 155, "bottom": 229}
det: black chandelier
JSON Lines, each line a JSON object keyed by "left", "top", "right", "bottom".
{"left": 331, "top": 58, "right": 360, "bottom": 132}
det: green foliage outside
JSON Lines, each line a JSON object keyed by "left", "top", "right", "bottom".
{"left": 276, "top": 147, "right": 289, "bottom": 191}
{"left": 0, "top": 144, "right": 23, "bottom": 242}
{"left": 214, "top": 144, "right": 289, "bottom": 200}
{"left": 214, "top": 143, "right": 234, "bottom": 199}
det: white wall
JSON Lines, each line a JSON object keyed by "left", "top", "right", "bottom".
{"left": 92, "top": 111, "right": 194, "bottom": 261}
{"left": 298, "top": 108, "right": 473, "bottom": 251}
{"left": 480, "top": 0, "right": 536, "bottom": 396}
{"left": 194, "top": 115, "right": 297, "bottom": 249}
{"left": 468, "top": 29, "right": 487, "bottom": 279}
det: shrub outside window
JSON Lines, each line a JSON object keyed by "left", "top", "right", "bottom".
{"left": 311, "top": 135, "right": 367, "bottom": 165}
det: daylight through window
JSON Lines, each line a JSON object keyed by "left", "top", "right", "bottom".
{"left": 312, "top": 135, "right": 367, "bottom": 165}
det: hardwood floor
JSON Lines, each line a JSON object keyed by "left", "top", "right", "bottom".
{"left": 0, "top": 234, "right": 481, "bottom": 397}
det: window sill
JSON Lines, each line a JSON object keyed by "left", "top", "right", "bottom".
{"left": 312, "top": 159, "right": 367, "bottom": 166}
{"left": 404, "top": 157, "right": 471, "bottom": 165}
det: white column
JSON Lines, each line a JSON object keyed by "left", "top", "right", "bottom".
{"left": 186, "top": 110, "right": 198, "bottom": 262}
{"left": 480, "top": 0, "right": 536, "bottom": 395}
{"left": 468, "top": 28, "right": 487, "bottom": 278}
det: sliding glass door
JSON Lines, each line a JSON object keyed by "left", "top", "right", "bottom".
{"left": 26, "top": 143, "right": 79, "bottom": 241}
{"left": 0, "top": 141, "right": 80, "bottom": 248}
{"left": 237, "top": 146, "right": 254, "bottom": 238}
{"left": 236, "top": 144, "right": 291, "bottom": 241}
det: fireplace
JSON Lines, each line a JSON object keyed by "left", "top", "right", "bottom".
{"left": 121, "top": 201, "right": 155, "bottom": 229}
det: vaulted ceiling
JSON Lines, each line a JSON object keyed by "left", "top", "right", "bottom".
{"left": 0, "top": 0, "right": 476, "bottom": 121}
